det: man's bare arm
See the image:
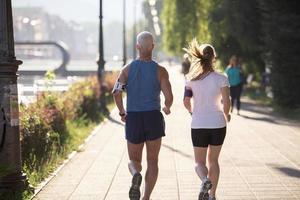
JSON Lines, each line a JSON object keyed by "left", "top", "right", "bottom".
{"left": 159, "top": 65, "right": 173, "bottom": 114}
{"left": 113, "top": 65, "right": 129, "bottom": 121}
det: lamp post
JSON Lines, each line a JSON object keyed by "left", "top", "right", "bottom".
{"left": 133, "top": 0, "right": 137, "bottom": 59}
{"left": 0, "top": 0, "right": 27, "bottom": 192}
{"left": 122, "top": 0, "right": 127, "bottom": 66}
{"left": 97, "top": 0, "right": 107, "bottom": 112}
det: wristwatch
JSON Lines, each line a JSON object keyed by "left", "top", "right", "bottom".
{"left": 119, "top": 112, "right": 126, "bottom": 117}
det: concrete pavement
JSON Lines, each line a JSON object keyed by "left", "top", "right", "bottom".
{"left": 34, "top": 66, "right": 300, "bottom": 200}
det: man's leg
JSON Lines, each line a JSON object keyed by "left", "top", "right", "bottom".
{"left": 127, "top": 141, "right": 144, "bottom": 175}
{"left": 128, "top": 141, "right": 144, "bottom": 200}
{"left": 142, "top": 138, "right": 162, "bottom": 200}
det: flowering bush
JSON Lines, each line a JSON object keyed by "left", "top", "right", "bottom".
{"left": 19, "top": 74, "right": 110, "bottom": 186}
{"left": 20, "top": 91, "right": 67, "bottom": 183}
{"left": 61, "top": 76, "right": 101, "bottom": 122}
{"left": 104, "top": 71, "right": 119, "bottom": 92}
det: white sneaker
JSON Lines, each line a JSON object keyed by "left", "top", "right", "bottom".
{"left": 198, "top": 178, "right": 212, "bottom": 200}
{"left": 129, "top": 173, "right": 142, "bottom": 200}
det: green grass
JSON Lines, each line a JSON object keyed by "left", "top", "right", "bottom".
{"left": 18, "top": 120, "right": 105, "bottom": 200}
{"left": 0, "top": 99, "right": 115, "bottom": 200}
{"left": 0, "top": 190, "right": 31, "bottom": 200}
{"left": 272, "top": 104, "right": 300, "bottom": 120}
{"left": 22, "top": 118, "right": 102, "bottom": 189}
{"left": 243, "top": 85, "right": 272, "bottom": 106}
{"left": 66, "top": 118, "right": 99, "bottom": 152}
{"left": 243, "top": 83, "right": 300, "bottom": 120}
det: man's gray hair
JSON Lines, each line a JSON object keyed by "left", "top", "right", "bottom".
{"left": 137, "top": 31, "right": 154, "bottom": 49}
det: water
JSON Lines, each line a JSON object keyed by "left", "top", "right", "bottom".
{"left": 19, "top": 59, "right": 123, "bottom": 71}
{"left": 18, "top": 59, "right": 123, "bottom": 104}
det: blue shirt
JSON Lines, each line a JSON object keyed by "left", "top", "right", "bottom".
{"left": 126, "top": 60, "right": 161, "bottom": 112}
{"left": 225, "top": 66, "right": 242, "bottom": 86}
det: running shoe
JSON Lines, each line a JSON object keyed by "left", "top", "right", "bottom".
{"left": 129, "top": 172, "right": 142, "bottom": 200}
{"left": 198, "top": 178, "right": 212, "bottom": 200}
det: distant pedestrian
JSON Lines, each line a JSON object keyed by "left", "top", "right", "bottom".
{"left": 181, "top": 53, "right": 191, "bottom": 76}
{"left": 237, "top": 57, "right": 246, "bottom": 87}
{"left": 225, "top": 55, "right": 243, "bottom": 115}
{"left": 113, "top": 31, "right": 173, "bottom": 200}
{"left": 183, "top": 39, "right": 231, "bottom": 200}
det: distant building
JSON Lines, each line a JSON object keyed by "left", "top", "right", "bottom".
{"left": 13, "top": 7, "right": 98, "bottom": 59}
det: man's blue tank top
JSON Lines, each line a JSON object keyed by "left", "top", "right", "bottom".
{"left": 126, "top": 59, "right": 161, "bottom": 112}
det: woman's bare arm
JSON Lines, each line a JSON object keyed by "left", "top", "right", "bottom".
{"left": 183, "top": 96, "right": 192, "bottom": 113}
{"left": 221, "top": 86, "right": 231, "bottom": 122}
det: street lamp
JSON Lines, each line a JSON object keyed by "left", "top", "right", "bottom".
{"left": 0, "top": 0, "right": 27, "bottom": 192}
{"left": 97, "top": 0, "right": 107, "bottom": 113}
{"left": 149, "top": 0, "right": 161, "bottom": 36}
{"left": 122, "top": 0, "right": 127, "bottom": 66}
{"left": 133, "top": 0, "right": 137, "bottom": 59}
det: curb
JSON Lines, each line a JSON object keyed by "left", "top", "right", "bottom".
{"left": 30, "top": 107, "right": 118, "bottom": 199}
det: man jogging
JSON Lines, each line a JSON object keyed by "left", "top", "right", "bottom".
{"left": 113, "top": 31, "right": 173, "bottom": 200}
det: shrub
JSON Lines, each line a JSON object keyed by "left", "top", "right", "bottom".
{"left": 19, "top": 72, "right": 120, "bottom": 187}
{"left": 20, "top": 91, "right": 67, "bottom": 184}
{"left": 19, "top": 70, "right": 119, "bottom": 191}
{"left": 61, "top": 76, "right": 101, "bottom": 121}
{"left": 104, "top": 71, "right": 119, "bottom": 92}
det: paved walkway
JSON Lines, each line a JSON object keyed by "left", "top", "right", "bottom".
{"left": 35, "top": 66, "right": 300, "bottom": 200}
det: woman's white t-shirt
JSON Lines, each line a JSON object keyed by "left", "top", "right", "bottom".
{"left": 186, "top": 72, "right": 229, "bottom": 129}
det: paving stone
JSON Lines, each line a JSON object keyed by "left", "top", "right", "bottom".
{"left": 34, "top": 65, "right": 300, "bottom": 200}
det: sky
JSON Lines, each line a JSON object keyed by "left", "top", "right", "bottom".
{"left": 12, "top": 0, "right": 144, "bottom": 25}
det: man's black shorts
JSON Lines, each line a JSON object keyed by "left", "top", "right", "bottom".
{"left": 126, "top": 110, "right": 165, "bottom": 144}
{"left": 191, "top": 127, "right": 226, "bottom": 147}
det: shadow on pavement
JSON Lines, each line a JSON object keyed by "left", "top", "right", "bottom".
{"left": 239, "top": 100, "right": 300, "bottom": 127}
{"left": 239, "top": 114, "right": 278, "bottom": 124}
{"left": 107, "top": 116, "right": 124, "bottom": 127}
{"left": 241, "top": 101, "right": 274, "bottom": 116}
{"left": 162, "top": 144, "right": 193, "bottom": 159}
{"left": 272, "top": 166, "right": 300, "bottom": 178}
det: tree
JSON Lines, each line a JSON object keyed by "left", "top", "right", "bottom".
{"left": 161, "top": 0, "right": 211, "bottom": 55}
{"left": 260, "top": 0, "right": 300, "bottom": 107}
{"left": 161, "top": 0, "right": 300, "bottom": 108}
{"left": 209, "top": 0, "right": 264, "bottom": 72}
{"left": 142, "top": 0, "right": 163, "bottom": 54}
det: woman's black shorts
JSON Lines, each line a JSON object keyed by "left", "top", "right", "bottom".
{"left": 191, "top": 127, "right": 226, "bottom": 147}
{"left": 126, "top": 110, "right": 165, "bottom": 144}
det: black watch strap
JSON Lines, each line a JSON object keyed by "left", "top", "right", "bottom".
{"left": 119, "top": 112, "right": 126, "bottom": 117}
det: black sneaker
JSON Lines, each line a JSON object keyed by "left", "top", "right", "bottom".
{"left": 129, "top": 173, "right": 142, "bottom": 200}
{"left": 198, "top": 178, "right": 212, "bottom": 200}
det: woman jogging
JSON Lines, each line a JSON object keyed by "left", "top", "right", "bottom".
{"left": 183, "top": 39, "right": 231, "bottom": 200}
{"left": 225, "top": 55, "right": 243, "bottom": 115}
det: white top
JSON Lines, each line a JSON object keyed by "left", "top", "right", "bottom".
{"left": 186, "top": 72, "right": 229, "bottom": 129}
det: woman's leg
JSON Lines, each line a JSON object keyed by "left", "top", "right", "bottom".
{"left": 207, "top": 145, "right": 223, "bottom": 197}
{"left": 194, "top": 147, "right": 208, "bottom": 181}
{"left": 229, "top": 86, "right": 236, "bottom": 113}
{"left": 236, "top": 84, "right": 243, "bottom": 114}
